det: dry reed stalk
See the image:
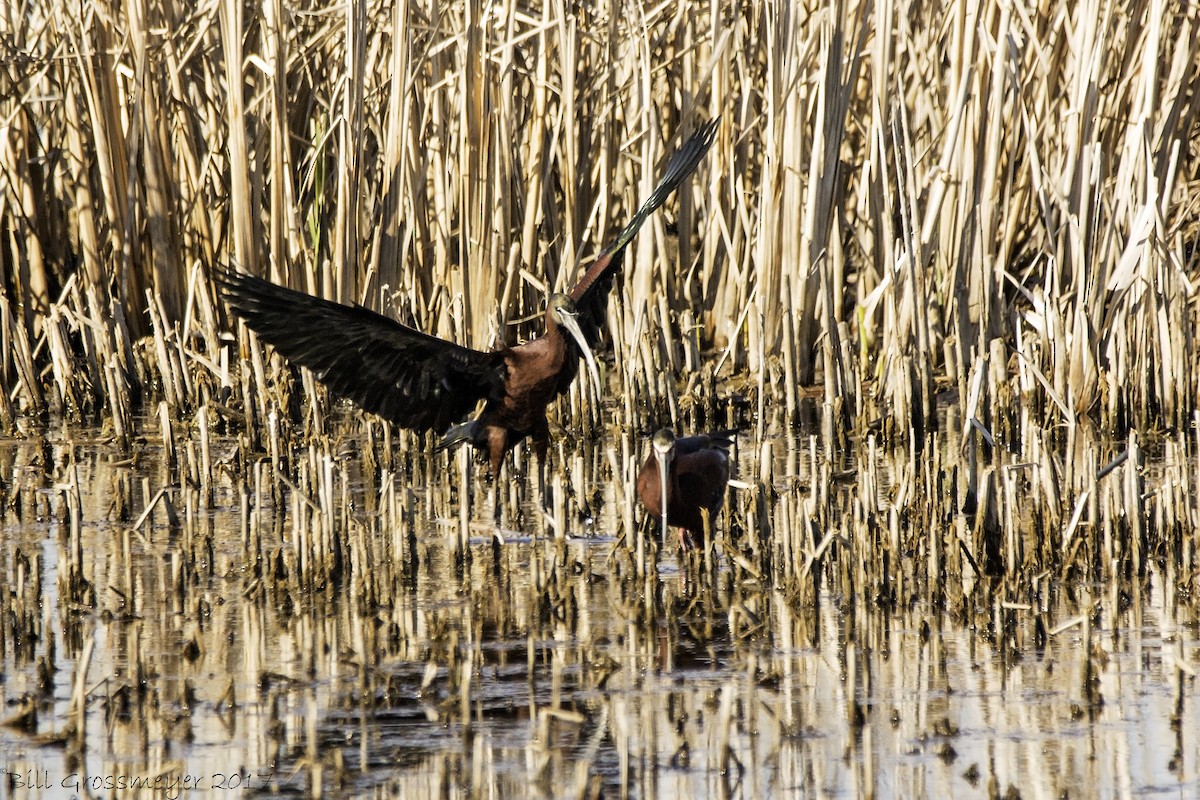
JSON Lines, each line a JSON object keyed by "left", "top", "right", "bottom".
{"left": 457, "top": 446, "right": 471, "bottom": 558}
{"left": 1, "top": 299, "right": 38, "bottom": 413}
{"left": 1, "top": 0, "right": 1199, "bottom": 447}
{"left": 45, "top": 306, "right": 81, "bottom": 417}
{"left": 5, "top": 17, "right": 1200, "bottom": 738}
{"left": 104, "top": 354, "right": 130, "bottom": 448}
{"left": 220, "top": 0, "right": 259, "bottom": 281}
{"left": 198, "top": 404, "right": 213, "bottom": 506}
{"left": 0, "top": 384, "right": 12, "bottom": 432}
{"left": 145, "top": 289, "right": 180, "bottom": 411}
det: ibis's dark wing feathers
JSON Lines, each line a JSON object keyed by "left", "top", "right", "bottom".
{"left": 569, "top": 118, "right": 719, "bottom": 345}
{"left": 675, "top": 429, "right": 737, "bottom": 512}
{"left": 215, "top": 267, "right": 506, "bottom": 433}
{"left": 675, "top": 464, "right": 729, "bottom": 512}
{"left": 674, "top": 429, "right": 738, "bottom": 458}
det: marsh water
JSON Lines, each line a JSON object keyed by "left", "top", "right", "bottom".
{"left": 1, "top": 414, "right": 1198, "bottom": 799}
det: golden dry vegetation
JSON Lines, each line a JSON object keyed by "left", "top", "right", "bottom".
{"left": 2, "top": 0, "right": 1200, "bottom": 797}
{"left": 1, "top": 0, "right": 1198, "bottom": 438}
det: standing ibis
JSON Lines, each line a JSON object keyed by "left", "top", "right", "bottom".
{"left": 636, "top": 428, "right": 736, "bottom": 549}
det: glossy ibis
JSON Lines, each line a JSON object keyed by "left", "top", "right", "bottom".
{"left": 216, "top": 119, "right": 718, "bottom": 478}
{"left": 637, "top": 428, "right": 735, "bottom": 549}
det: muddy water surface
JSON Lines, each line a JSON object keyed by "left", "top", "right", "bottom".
{"left": 0, "top": 418, "right": 1197, "bottom": 799}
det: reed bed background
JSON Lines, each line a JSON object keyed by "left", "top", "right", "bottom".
{"left": 1, "top": 0, "right": 1198, "bottom": 441}
{"left": 3, "top": 1, "right": 1200, "bottom": 794}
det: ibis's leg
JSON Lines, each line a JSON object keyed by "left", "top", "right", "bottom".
{"left": 488, "top": 430, "right": 506, "bottom": 531}
{"left": 455, "top": 444, "right": 473, "bottom": 564}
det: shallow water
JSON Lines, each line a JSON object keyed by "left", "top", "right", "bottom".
{"left": 0, "top": 419, "right": 1197, "bottom": 799}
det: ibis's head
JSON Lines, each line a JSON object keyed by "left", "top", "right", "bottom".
{"left": 651, "top": 428, "right": 676, "bottom": 534}
{"left": 547, "top": 293, "right": 600, "bottom": 389}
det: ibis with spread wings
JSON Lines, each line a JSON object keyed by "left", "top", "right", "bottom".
{"left": 216, "top": 119, "right": 719, "bottom": 477}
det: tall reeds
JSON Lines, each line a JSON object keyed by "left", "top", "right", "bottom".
{"left": 0, "top": 0, "right": 1197, "bottom": 445}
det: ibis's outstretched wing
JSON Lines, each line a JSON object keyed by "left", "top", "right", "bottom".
{"left": 216, "top": 267, "right": 506, "bottom": 433}
{"left": 569, "top": 118, "right": 719, "bottom": 344}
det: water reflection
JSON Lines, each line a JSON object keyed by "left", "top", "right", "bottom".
{"left": 0, "top": 419, "right": 1197, "bottom": 799}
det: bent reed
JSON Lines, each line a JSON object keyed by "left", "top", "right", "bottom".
{"left": 0, "top": 1, "right": 1198, "bottom": 481}
{"left": 2, "top": 6, "right": 1200, "bottom": 794}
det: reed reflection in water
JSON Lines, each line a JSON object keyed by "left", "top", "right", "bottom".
{"left": 0, "top": 415, "right": 1197, "bottom": 799}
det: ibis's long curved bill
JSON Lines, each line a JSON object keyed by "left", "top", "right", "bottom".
{"left": 656, "top": 448, "right": 672, "bottom": 536}
{"left": 559, "top": 311, "right": 602, "bottom": 389}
